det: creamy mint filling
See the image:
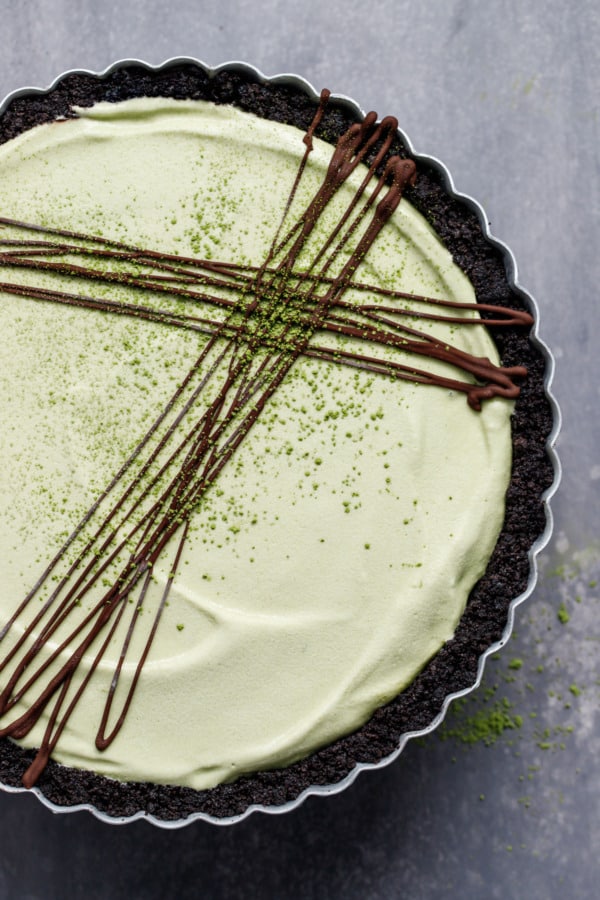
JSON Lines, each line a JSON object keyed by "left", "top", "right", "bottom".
{"left": 0, "top": 99, "right": 512, "bottom": 789}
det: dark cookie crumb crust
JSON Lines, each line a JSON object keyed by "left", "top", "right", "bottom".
{"left": 0, "top": 61, "right": 554, "bottom": 822}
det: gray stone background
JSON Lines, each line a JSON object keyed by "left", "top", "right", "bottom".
{"left": 0, "top": 0, "right": 597, "bottom": 897}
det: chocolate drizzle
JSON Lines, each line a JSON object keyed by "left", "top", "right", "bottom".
{"left": 0, "top": 93, "right": 533, "bottom": 789}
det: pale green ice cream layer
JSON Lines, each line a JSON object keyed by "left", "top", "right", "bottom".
{"left": 0, "top": 99, "right": 512, "bottom": 789}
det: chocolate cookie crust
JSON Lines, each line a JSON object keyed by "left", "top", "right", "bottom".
{"left": 0, "top": 61, "right": 554, "bottom": 822}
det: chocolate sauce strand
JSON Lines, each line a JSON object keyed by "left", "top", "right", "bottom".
{"left": 0, "top": 338, "right": 235, "bottom": 711}
{"left": 0, "top": 245, "right": 534, "bottom": 333}
{"left": 303, "top": 88, "right": 330, "bottom": 152}
{"left": 0, "top": 108, "right": 530, "bottom": 788}
{"left": 0, "top": 327, "right": 232, "bottom": 694}
{"left": 96, "top": 522, "right": 189, "bottom": 751}
{"left": 260, "top": 89, "right": 332, "bottom": 292}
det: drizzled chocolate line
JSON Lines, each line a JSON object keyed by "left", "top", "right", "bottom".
{"left": 0, "top": 247, "right": 532, "bottom": 326}
{"left": 0, "top": 96, "right": 532, "bottom": 788}
{"left": 0, "top": 233, "right": 532, "bottom": 408}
